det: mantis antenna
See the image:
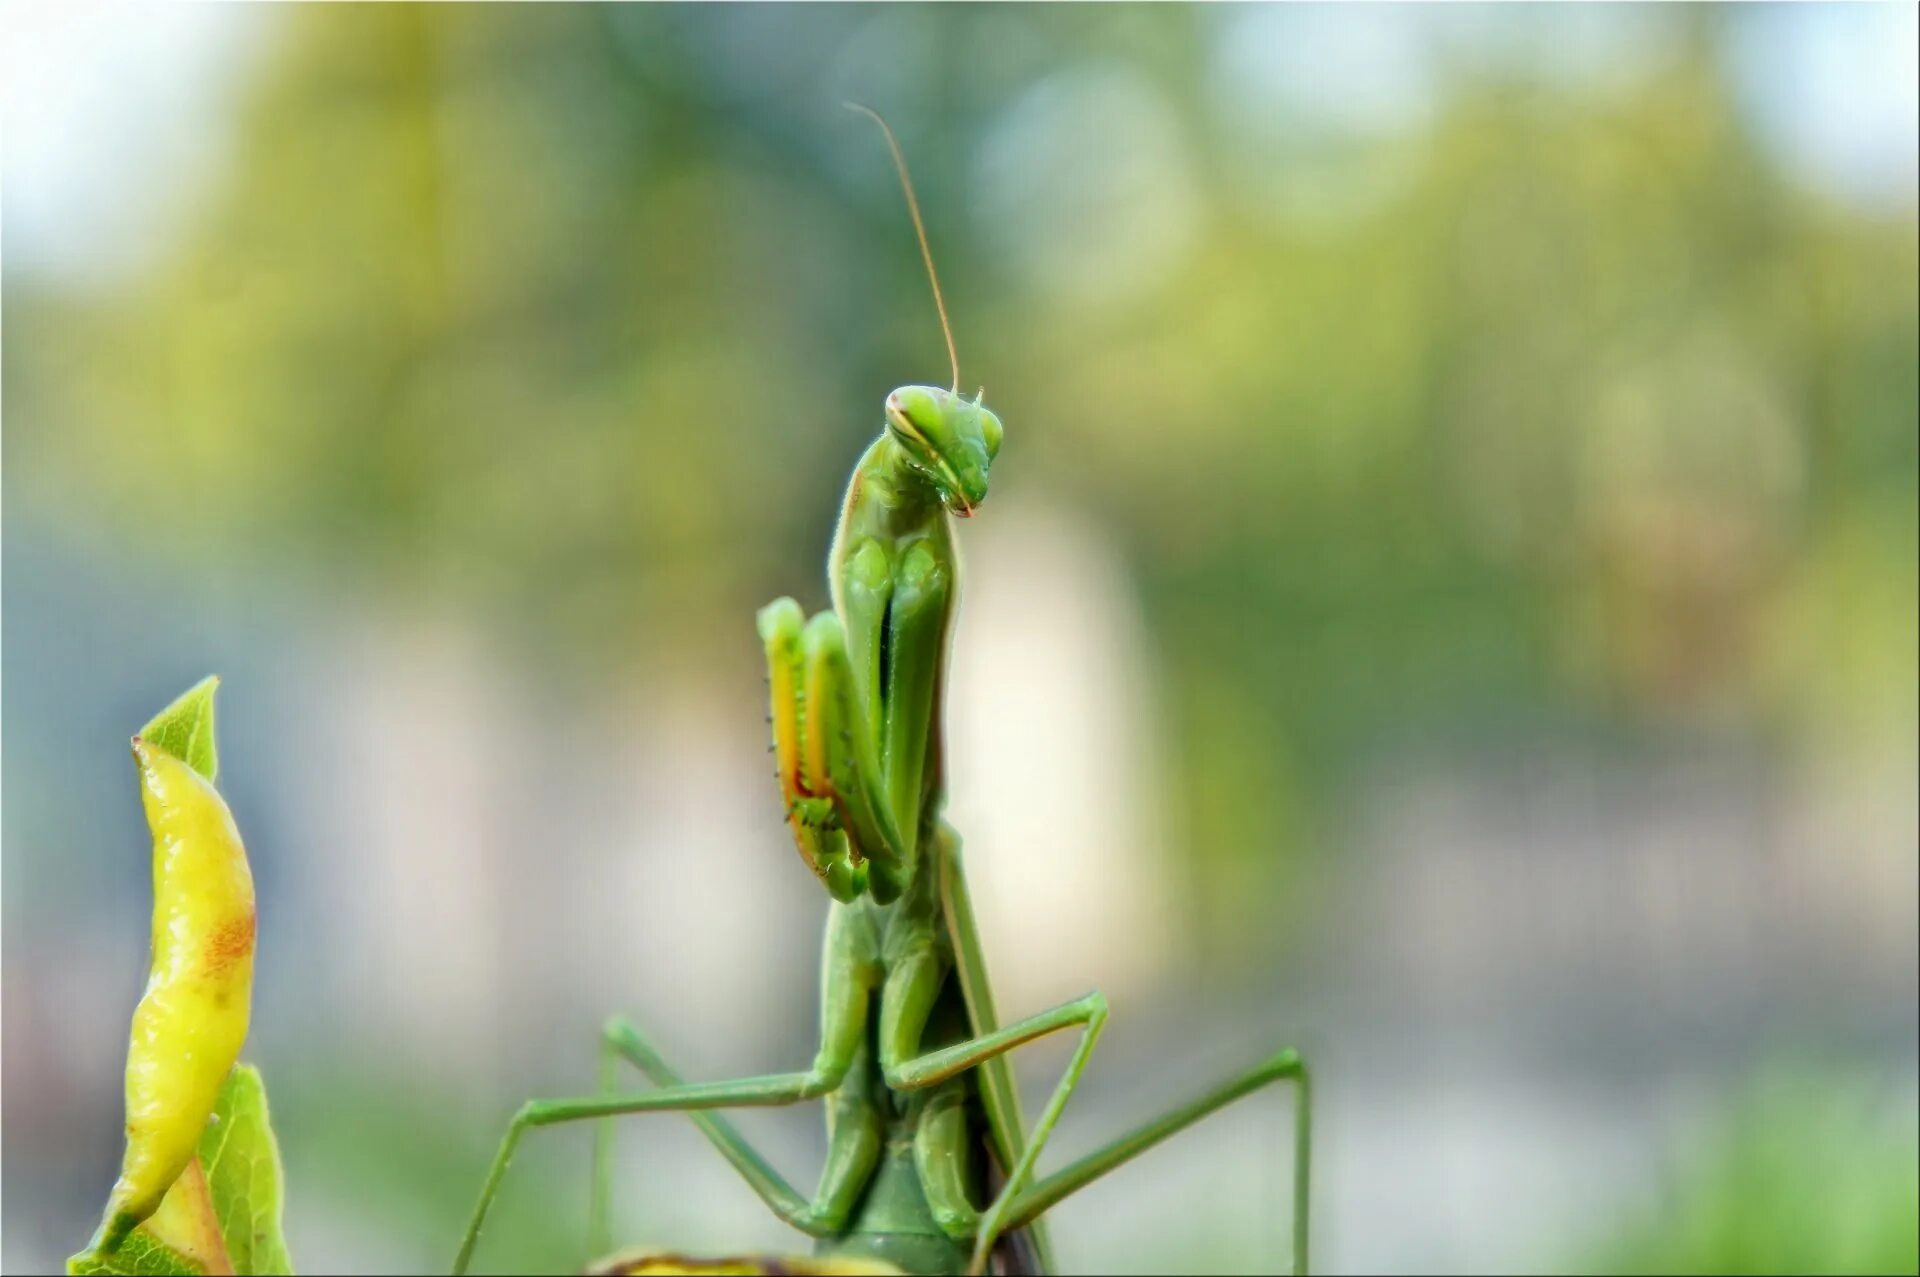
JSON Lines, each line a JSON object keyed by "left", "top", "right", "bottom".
{"left": 845, "top": 101, "right": 961, "bottom": 393}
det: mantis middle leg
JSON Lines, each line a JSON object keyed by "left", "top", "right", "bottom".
{"left": 453, "top": 904, "right": 883, "bottom": 1275}
{"left": 589, "top": 1016, "right": 887, "bottom": 1256}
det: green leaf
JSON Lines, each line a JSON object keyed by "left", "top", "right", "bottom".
{"left": 138, "top": 677, "right": 221, "bottom": 783}
{"left": 71, "top": 1067, "right": 294, "bottom": 1276}
{"left": 199, "top": 1065, "right": 294, "bottom": 1276}
{"left": 67, "top": 1231, "right": 205, "bottom": 1277}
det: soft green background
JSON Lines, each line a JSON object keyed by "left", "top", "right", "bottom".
{"left": 4, "top": 5, "right": 1915, "bottom": 1274}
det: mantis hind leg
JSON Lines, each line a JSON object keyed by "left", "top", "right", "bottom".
{"left": 870, "top": 947, "right": 1307, "bottom": 1274}
{"left": 999, "top": 1049, "right": 1312, "bottom": 1276}
{"left": 871, "top": 937, "right": 1111, "bottom": 1276}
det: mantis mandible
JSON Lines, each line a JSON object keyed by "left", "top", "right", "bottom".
{"left": 453, "top": 106, "right": 1312, "bottom": 1277}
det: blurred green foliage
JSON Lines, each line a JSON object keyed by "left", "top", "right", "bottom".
{"left": 271, "top": 1069, "right": 583, "bottom": 1275}
{"left": 5, "top": 6, "right": 1917, "bottom": 1275}
{"left": 1594, "top": 1070, "right": 1919, "bottom": 1276}
{"left": 7, "top": 5, "right": 1914, "bottom": 960}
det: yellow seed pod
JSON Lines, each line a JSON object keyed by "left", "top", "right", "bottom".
{"left": 95, "top": 737, "right": 257, "bottom": 1253}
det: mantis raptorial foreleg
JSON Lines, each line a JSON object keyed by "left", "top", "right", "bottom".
{"left": 875, "top": 539, "right": 950, "bottom": 838}
{"left": 760, "top": 598, "right": 912, "bottom": 903}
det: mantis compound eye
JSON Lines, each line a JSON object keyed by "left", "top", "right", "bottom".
{"left": 884, "top": 386, "right": 941, "bottom": 439}
{"left": 977, "top": 404, "right": 1003, "bottom": 461}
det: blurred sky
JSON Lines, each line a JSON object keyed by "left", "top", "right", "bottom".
{"left": 3, "top": 4, "right": 1917, "bottom": 1276}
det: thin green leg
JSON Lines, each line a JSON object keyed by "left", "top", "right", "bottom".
{"left": 456, "top": 909, "right": 881, "bottom": 1275}
{"left": 887, "top": 991, "right": 1109, "bottom": 1093}
{"left": 872, "top": 929, "right": 1111, "bottom": 1273}
{"left": 595, "top": 1017, "right": 812, "bottom": 1236}
{"left": 589, "top": 1030, "right": 617, "bottom": 1257}
{"left": 1001, "top": 1048, "right": 1312, "bottom": 1276}
{"left": 963, "top": 996, "right": 1109, "bottom": 1275}
{"left": 877, "top": 941, "right": 1107, "bottom": 1093}
{"left": 453, "top": 1070, "right": 828, "bottom": 1275}
{"left": 595, "top": 1016, "right": 885, "bottom": 1242}
{"left": 876, "top": 995, "right": 1107, "bottom": 1273}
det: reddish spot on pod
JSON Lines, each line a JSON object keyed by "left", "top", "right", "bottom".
{"left": 201, "top": 912, "right": 256, "bottom": 974}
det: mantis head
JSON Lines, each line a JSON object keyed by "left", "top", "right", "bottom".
{"left": 847, "top": 104, "right": 1000, "bottom": 518}
{"left": 886, "top": 385, "right": 1002, "bottom": 517}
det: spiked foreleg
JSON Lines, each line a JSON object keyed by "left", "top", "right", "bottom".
{"left": 760, "top": 598, "right": 863, "bottom": 901}
{"left": 800, "top": 612, "right": 911, "bottom": 902}
{"left": 878, "top": 538, "right": 951, "bottom": 847}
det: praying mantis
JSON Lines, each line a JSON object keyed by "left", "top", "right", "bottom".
{"left": 452, "top": 107, "right": 1312, "bottom": 1277}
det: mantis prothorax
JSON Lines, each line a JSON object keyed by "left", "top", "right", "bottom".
{"left": 453, "top": 105, "right": 1312, "bottom": 1277}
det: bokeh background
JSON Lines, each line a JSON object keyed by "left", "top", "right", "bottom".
{"left": 4, "top": 4, "right": 1916, "bottom": 1274}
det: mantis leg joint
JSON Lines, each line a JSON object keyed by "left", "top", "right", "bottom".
{"left": 1080, "top": 991, "right": 1110, "bottom": 1025}
{"left": 1267, "top": 1047, "right": 1305, "bottom": 1075}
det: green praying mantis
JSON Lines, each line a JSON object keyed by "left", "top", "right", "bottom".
{"left": 452, "top": 107, "right": 1312, "bottom": 1277}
